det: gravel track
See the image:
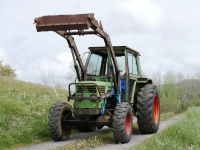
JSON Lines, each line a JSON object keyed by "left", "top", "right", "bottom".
{"left": 17, "top": 114, "right": 182, "bottom": 150}
{"left": 17, "top": 128, "right": 110, "bottom": 150}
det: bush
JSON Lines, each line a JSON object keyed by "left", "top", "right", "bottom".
{"left": 0, "top": 60, "right": 17, "bottom": 78}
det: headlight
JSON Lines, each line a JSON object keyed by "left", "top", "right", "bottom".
{"left": 77, "top": 94, "right": 83, "bottom": 101}
{"left": 90, "top": 94, "right": 97, "bottom": 99}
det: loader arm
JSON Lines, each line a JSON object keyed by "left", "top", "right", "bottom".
{"left": 34, "top": 13, "right": 120, "bottom": 94}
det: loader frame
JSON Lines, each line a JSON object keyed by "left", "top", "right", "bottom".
{"left": 35, "top": 13, "right": 120, "bottom": 94}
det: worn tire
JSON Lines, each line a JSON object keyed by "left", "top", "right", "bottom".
{"left": 48, "top": 102, "right": 72, "bottom": 141}
{"left": 137, "top": 84, "right": 160, "bottom": 134}
{"left": 112, "top": 102, "right": 133, "bottom": 144}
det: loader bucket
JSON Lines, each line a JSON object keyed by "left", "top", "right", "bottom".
{"left": 35, "top": 13, "right": 94, "bottom": 32}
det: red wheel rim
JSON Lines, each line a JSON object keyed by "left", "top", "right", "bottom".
{"left": 154, "top": 96, "right": 159, "bottom": 124}
{"left": 125, "top": 112, "right": 131, "bottom": 135}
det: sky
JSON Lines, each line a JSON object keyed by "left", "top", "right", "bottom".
{"left": 0, "top": 0, "right": 200, "bottom": 84}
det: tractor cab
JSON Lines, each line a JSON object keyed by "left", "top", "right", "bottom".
{"left": 86, "top": 46, "right": 142, "bottom": 81}
{"left": 84, "top": 46, "right": 142, "bottom": 103}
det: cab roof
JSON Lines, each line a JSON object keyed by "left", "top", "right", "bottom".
{"left": 88, "top": 46, "right": 140, "bottom": 55}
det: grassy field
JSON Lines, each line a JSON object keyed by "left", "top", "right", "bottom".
{"left": 1, "top": 77, "right": 198, "bottom": 150}
{"left": 132, "top": 107, "right": 200, "bottom": 150}
{"left": 0, "top": 77, "right": 177, "bottom": 150}
{"left": 0, "top": 77, "right": 70, "bottom": 150}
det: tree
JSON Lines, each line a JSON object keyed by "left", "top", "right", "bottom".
{"left": 152, "top": 72, "right": 162, "bottom": 92}
{"left": 176, "top": 72, "right": 186, "bottom": 109}
{"left": 194, "top": 66, "right": 200, "bottom": 99}
{"left": 0, "top": 60, "right": 17, "bottom": 78}
{"left": 40, "top": 70, "right": 55, "bottom": 86}
{"left": 66, "top": 53, "right": 88, "bottom": 83}
{"left": 40, "top": 70, "right": 65, "bottom": 89}
{"left": 163, "top": 70, "right": 176, "bottom": 99}
{"left": 66, "top": 61, "right": 79, "bottom": 83}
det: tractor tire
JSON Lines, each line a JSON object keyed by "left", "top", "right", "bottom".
{"left": 112, "top": 102, "right": 133, "bottom": 144}
{"left": 48, "top": 102, "right": 73, "bottom": 141}
{"left": 137, "top": 84, "right": 160, "bottom": 134}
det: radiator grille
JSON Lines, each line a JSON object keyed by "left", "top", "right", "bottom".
{"left": 76, "top": 85, "right": 105, "bottom": 95}
{"left": 86, "top": 86, "right": 96, "bottom": 93}
{"left": 99, "top": 86, "right": 105, "bottom": 94}
{"left": 76, "top": 85, "right": 96, "bottom": 93}
{"left": 76, "top": 86, "right": 82, "bottom": 93}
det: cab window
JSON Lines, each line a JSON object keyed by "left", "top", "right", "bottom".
{"left": 87, "top": 53, "right": 102, "bottom": 75}
{"left": 116, "top": 55, "right": 126, "bottom": 75}
{"left": 128, "top": 52, "right": 138, "bottom": 75}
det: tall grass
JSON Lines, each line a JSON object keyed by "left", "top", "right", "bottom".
{"left": 132, "top": 107, "right": 200, "bottom": 150}
{"left": 0, "top": 78, "right": 70, "bottom": 150}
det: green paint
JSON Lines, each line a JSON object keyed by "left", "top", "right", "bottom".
{"left": 74, "top": 81, "right": 113, "bottom": 109}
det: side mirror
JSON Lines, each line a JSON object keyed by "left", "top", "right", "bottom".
{"left": 82, "top": 52, "right": 89, "bottom": 64}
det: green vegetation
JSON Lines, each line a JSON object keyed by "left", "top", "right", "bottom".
{"left": 0, "top": 60, "right": 17, "bottom": 78}
{"left": 152, "top": 70, "right": 200, "bottom": 114}
{"left": 160, "top": 112, "right": 174, "bottom": 122}
{"left": 132, "top": 107, "right": 200, "bottom": 150}
{"left": 0, "top": 77, "right": 70, "bottom": 150}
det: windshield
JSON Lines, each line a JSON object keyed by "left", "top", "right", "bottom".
{"left": 87, "top": 52, "right": 126, "bottom": 76}
{"left": 87, "top": 53, "right": 102, "bottom": 75}
{"left": 105, "top": 55, "right": 126, "bottom": 76}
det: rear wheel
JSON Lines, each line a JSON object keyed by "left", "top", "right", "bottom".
{"left": 48, "top": 102, "right": 72, "bottom": 141}
{"left": 137, "top": 84, "right": 160, "bottom": 133}
{"left": 112, "top": 102, "right": 133, "bottom": 143}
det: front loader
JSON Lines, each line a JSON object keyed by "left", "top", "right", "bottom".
{"left": 34, "top": 13, "right": 160, "bottom": 143}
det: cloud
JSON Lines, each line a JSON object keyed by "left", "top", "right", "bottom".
{"left": 0, "top": 47, "right": 6, "bottom": 61}
{"left": 122, "top": 0, "right": 167, "bottom": 30}
{"left": 1, "top": 0, "right": 200, "bottom": 83}
{"left": 56, "top": 52, "right": 73, "bottom": 64}
{"left": 17, "top": 51, "right": 73, "bottom": 82}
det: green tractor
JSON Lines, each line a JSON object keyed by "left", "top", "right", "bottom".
{"left": 34, "top": 13, "right": 160, "bottom": 143}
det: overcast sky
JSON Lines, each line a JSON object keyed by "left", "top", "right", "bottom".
{"left": 0, "top": 0, "right": 200, "bottom": 84}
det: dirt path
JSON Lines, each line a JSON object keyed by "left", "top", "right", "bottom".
{"left": 17, "top": 114, "right": 182, "bottom": 150}
{"left": 17, "top": 128, "right": 110, "bottom": 150}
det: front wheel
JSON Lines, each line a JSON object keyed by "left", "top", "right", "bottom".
{"left": 112, "top": 102, "right": 133, "bottom": 144}
{"left": 137, "top": 84, "right": 160, "bottom": 134}
{"left": 48, "top": 102, "right": 72, "bottom": 141}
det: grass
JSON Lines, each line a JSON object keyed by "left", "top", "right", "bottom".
{"left": 160, "top": 112, "right": 174, "bottom": 121}
{"left": 131, "top": 107, "right": 200, "bottom": 150}
{"left": 0, "top": 77, "right": 71, "bottom": 150}
{"left": 52, "top": 130, "right": 113, "bottom": 150}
